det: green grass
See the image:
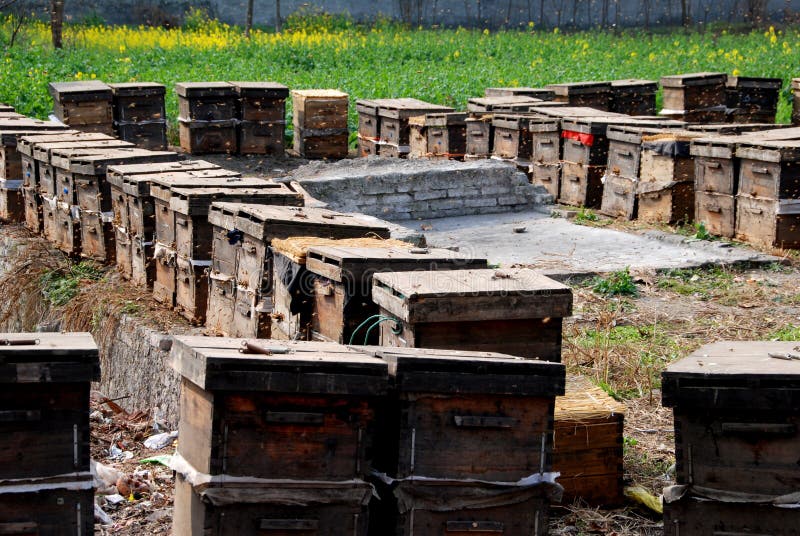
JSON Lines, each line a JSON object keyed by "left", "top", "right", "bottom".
{"left": 592, "top": 267, "right": 639, "bottom": 296}
{"left": 656, "top": 266, "right": 734, "bottom": 300}
{"left": 40, "top": 261, "right": 103, "bottom": 306}
{"left": 0, "top": 16, "right": 799, "bottom": 134}
{"left": 769, "top": 324, "right": 800, "bottom": 340}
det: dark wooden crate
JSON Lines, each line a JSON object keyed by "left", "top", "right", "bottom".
{"left": 793, "top": 78, "right": 800, "bottom": 125}
{"left": 390, "top": 480, "right": 555, "bottom": 536}
{"left": 238, "top": 120, "right": 284, "bottom": 155}
{"left": 48, "top": 81, "right": 114, "bottom": 128}
{"left": 109, "top": 82, "right": 166, "bottom": 123}
{"left": 114, "top": 121, "right": 168, "bottom": 150}
{"left": 369, "top": 346, "right": 565, "bottom": 480}
{"left": 465, "top": 116, "right": 493, "bottom": 157}
{"left": 305, "top": 244, "right": 486, "bottom": 345}
{"left": 663, "top": 341, "right": 800, "bottom": 494}
{"left": 171, "top": 336, "right": 389, "bottom": 479}
{"left": 664, "top": 493, "right": 800, "bottom": 536}
{"left": 660, "top": 108, "right": 727, "bottom": 123}
{"left": 553, "top": 375, "right": 625, "bottom": 506}
{"left": 173, "top": 473, "right": 370, "bottom": 536}
{"left": 736, "top": 140, "right": 800, "bottom": 199}
{"left": 1, "top": 128, "right": 71, "bottom": 187}
{"left": 637, "top": 181, "right": 694, "bottom": 224}
{"left": 55, "top": 203, "right": 80, "bottom": 256}
{"left": 153, "top": 243, "right": 177, "bottom": 306}
{"left": 546, "top": 81, "right": 612, "bottom": 110}
{"left": 725, "top": 76, "right": 781, "bottom": 117}
{"left": 178, "top": 119, "right": 238, "bottom": 154}
{"left": 292, "top": 89, "right": 349, "bottom": 131}
{"left": 735, "top": 194, "right": 800, "bottom": 248}
{"left": 609, "top": 79, "right": 657, "bottom": 116}
{"left": 485, "top": 87, "right": 556, "bottom": 100}
{"left": 377, "top": 98, "right": 454, "bottom": 158}
{"left": 408, "top": 113, "right": 467, "bottom": 160}
{"left": 0, "top": 486, "right": 94, "bottom": 536}
{"left": 176, "top": 82, "right": 237, "bottom": 121}
{"left": 293, "top": 127, "right": 349, "bottom": 159}
{"left": 79, "top": 210, "right": 114, "bottom": 262}
{"left": 599, "top": 174, "right": 637, "bottom": 219}
{"left": 233, "top": 81, "right": 288, "bottom": 122}
{"left": 372, "top": 268, "right": 572, "bottom": 362}
{"left": 109, "top": 182, "right": 128, "bottom": 229}
{"left": 232, "top": 289, "right": 273, "bottom": 339}
{"left": 0, "top": 183, "right": 23, "bottom": 222}
{"left": 22, "top": 186, "right": 41, "bottom": 233}
{"left": 175, "top": 256, "right": 210, "bottom": 325}
{"left": 130, "top": 235, "right": 154, "bottom": 287}
{"left": 695, "top": 191, "right": 735, "bottom": 238}
{"left": 660, "top": 72, "right": 727, "bottom": 111}
{"left": 115, "top": 225, "right": 132, "bottom": 280}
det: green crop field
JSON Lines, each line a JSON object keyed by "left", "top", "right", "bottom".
{"left": 1, "top": 11, "right": 799, "bottom": 129}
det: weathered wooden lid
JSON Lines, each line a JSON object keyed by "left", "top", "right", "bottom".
{"left": 735, "top": 139, "right": 800, "bottom": 162}
{"left": 355, "top": 98, "right": 407, "bottom": 115}
{"left": 0, "top": 332, "right": 99, "bottom": 383}
{"left": 55, "top": 148, "right": 178, "bottom": 174}
{"left": 48, "top": 81, "right": 113, "bottom": 101}
{"left": 107, "top": 160, "right": 219, "bottom": 180}
{"left": 168, "top": 184, "right": 303, "bottom": 215}
{"left": 467, "top": 96, "right": 541, "bottom": 113}
{"left": 546, "top": 81, "right": 611, "bottom": 95}
{"left": 607, "top": 123, "right": 686, "bottom": 144}
{"left": 108, "top": 82, "right": 166, "bottom": 97}
{"left": 0, "top": 128, "right": 74, "bottom": 148}
{"left": 175, "top": 82, "right": 236, "bottom": 98}
{"left": 170, "top": 336, "right": 388, "bottom": 394}
{"left": 610, "top": 78, "right": 658, "bottom": 89}
{"left": 660, "top": 72, "right": 727, "bottom": 88}
{"left": 377, "top": 98, "right": 453, "bottom": 119}
{"left": 413, "top": 112, "right": 468, "bottom": 127}
{"left": 725, "top": 76, "right": 782, "bottom": 90}
{"left": 306, "top": 244, "right": 487, "bottom": 284}
{"left": 0, "top": 117, "right": 70, "bottom": 134}
{"left": 39, "top": 140, "right": 135, "bottom": 165}
{"left": 150, "top": 176, "right": 272, "bottom": 203}
{"left": 120, "top": 169, "right": 241, "bottom": 197}
{"left": 662, "top": 341, "right": 800, "bottom": 409}
{"left": 529, "top": 106, "right": 624, "bottom": 119}
{"left": 364, "top": 346, "right": 565, "bottom": 396}
{"left": 232, "top": 81, "right": 289, "bottom": 99}
{"left": 561, "top": 116, "right": 679, "bottom": 136}
{"left": 484, "top": 87, "right": 556, "bottom": 100}
{"left": 372, "top": 268, "right": 572, "bottom": 323}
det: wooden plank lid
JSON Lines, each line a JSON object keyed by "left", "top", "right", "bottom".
{"left": 175, "top": 81, "right": 236, "bottom": 98}
{"left": 170, "top": 336, "right": 388, "bottom": 393}
{"left": 108, "top": 82, "right": 166, "bottom": 97}
{"left": 660, "top": 72, "right": 727, "bottom": 87}
{"left": 0, "top": 332, "right": 99, "bottom": 383}
{"left": 48, "top": 80, "right": 113, "bottom": 101}
{"left": 662, "top": 341, "right": 800, "bottom": 409}
{"left": 364, "top": 346, "right": 565, "bottom": 396}
{"left": 232, "top": 81, "right": 289, "bottom": 98}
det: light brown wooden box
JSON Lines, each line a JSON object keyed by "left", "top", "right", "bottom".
{"left": 49, "top": 80, "right": 113, "bottom": 129}
{"left": 178, "top": 119, "right": 238, "bottom": 155}
{"left": 41, "top": 194, "right": 58, "bottom": 242}
{"left": 130, "top": 235, "right": 154, "bottom": 288}
{"left": 372, "top": 268, "right": 572, "bottom": 362}
{"left": 408, "top": 112, "right": 467, "bottom": 160}
{"left": 660, "top": 72, "right": 727, "bottom": 111}
{"left": 304, "top": 244, "right": 487, "bottom": 345}
{"left": 115, "top": 225, "right": 132, "bottom": 280}
{"left": 0, "top": 184, "right": 23, "bottom": 223}
{"left": 356, "top": 98, "right": 401, "bottom": 157}
{"left": 695, "top": 191, "right": 735, "bottom": 238}
{"left": 637, "top": 181, "right": 694, "bottom": 224}
{"left": 735, "top": 195, "right": 800, "bottom": 249}
{"left": 599, "top": 174, "right": 638, "bottom": 220}
{"left": 153, "top": 242, "right": 177, "bottom": 306}
{"left": 377, "top": 98, "right": 453, "bottom": 158}
{"left": 492, "top": 114, "right": 533, "bottom": 161}
{"left": 735, "top": 140, "right": 800, "bottom": 199}
{"left": 465, "top": 116, "right": 493, "bottom": 158}
{"left": 79, "top": 209, "right": 114, "bottom": 263}
{"left": 22, "top": 186, "right": 41, "bottom": 233}
{"left": 663, "top": 341, "right": 800, "bottom": 495}
{"left": 55, "top": 202, "right": 80, "bottom": 256}
{"left": 292, "top": 89, "right": 349, "bottom": 130}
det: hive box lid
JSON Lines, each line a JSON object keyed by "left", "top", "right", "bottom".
{"left": 170, "top": 336, "right": 388, "bottom": 394}
{"left": 175, "top": 82, "right": 236, "bottom": 98}
{"left": 546, "top": 81, "right": 611, "bottom": 95}
{"left": 726, "top": 76, "right": 782, "bottom": 90}
{"left": 168, "top": 183, "right": 303, "bottom": 215}
{"left": 18, "top": 132, "right": 112, "bottom": 156}
{"left": 660, "top": 72, "right": 727, "bottom": 88}
{"left": 54, "top": 148, "right": 178, "bottom": 174}
{"left": 0, "top": 117, "right": 70, "bottom": 135}
{"left": 0, "top": 332, "right": 99, "bottom": 383}
{"left": 528, "top": 106, "right": 626, "bottom": 119}
{"left": 363, "top": 346, "right": 565, "bottom": 396}
{"left": 372, "top": 268, "right": 573, "bottom": 323}
{"left": 662, "top": 341, "right": 800, "bottom": 409}
{"left": 107, "top": 160, "right": 219, "bottom": 187}
{"left": 467, "top": 96, "right": 543, "bottom": 113}
{"left": 484, "top": 87, "right": 556, "bottom": 100}
{"left": 0, "top": 127, "right": 74, "bottom": 148}
{"left": 121, "top": 169, "right": 240, "bottom": 197}
{"left": 48, "top": 81, "right": 113, "bottom": 101}
{"left": 735, "top": 139, "right": 800, "bottom": 163}
{"left": 109, "top": 82, "right": 166, "bottom": 97}
{"left": 232, "top": 81, "right": 289, "bottom": 99}
{"left": 611, "top": 78, "right": 658, "bottom": 89}
{"left": 377, "top": 98, "right": 453, "bottom": 119}
{"left": 355, "top": 98, "right": 410, "bottom": 115}
{"left": 305, "top": 245, "right": 487, "bottom": 284}
{"left": 149, "top": 176, "right": 273, "bottom": 203}
{"left": 43, "top": 141, "right": 136, "bottom": 167}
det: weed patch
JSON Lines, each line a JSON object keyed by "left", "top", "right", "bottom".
{"left": 40, "top": 261, "right": 103, "bottom": 306}
{"left": 592, "top": 268, "right": 638, "bottom": 297}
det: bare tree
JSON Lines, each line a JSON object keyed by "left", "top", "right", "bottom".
{"left": 50, "top": 0, "right": 64, "bottom": 49}
{"left": 275, "top": 0, "right": 281, "bottom": 32}
{"left": 245, "top": 0, "right": 254, "bottom": 37}
{"left": 680, "top": 0, "right": 690, "bottom": 26}
{"left": 2, "top": 0, "right": 26, "bottom": 49}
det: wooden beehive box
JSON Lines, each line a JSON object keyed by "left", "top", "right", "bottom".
{"left": 0, "top": 122, "right": 69, "bottom": 187}
{"left": 546, "top": 81, "right": 612, "bottom": 110}
{"left": 639, "top": 131, "right": 702, "bottom": 185}
{"left": 467, "top": 95, "right": 542, "bottom": 115}
{"left": 485, "top": 87, "right": 556, "bottom": 100}
{"left": 637, "top": 181, "right": 695, "bottom": 224}
{"left": 464, "top": 115, "right": 493, "bottom": 158}
{"left": 377, "top": 98, "right": 454, "bottom": 158}
{"left": 736, "top": 139, "right": 800, "bottom": 199}
{"left": 660, "top": 72, "right": 727, "bottom": 122}
{"left": 372, "top": 268, "right": 572, "bottom": 361}
{"left": 233, "top": 82, "right": 289, "bottom": 156}
{"left": 206, "top": 202, "right": 241, "bottom": 336}
{"left": 408, "top": 112, "right": 467, "bottom": 160}
{"left": 304, "top": 243, "right": 487, "bottom": 345}
{"left": 725, "top": 76, "right": 781, "bottom": 124}
{"left": 527, "top": 115, "right": 562, "bottom": 198}
{"left": 609, "top": 79, "right": 658, "bottom": 116}
{"left": 18, "top": 131, "right": 106, "bottom": 188}
{"left": 176, "top": 81, "right": 237, "bottom": 121}
{"left": 553, "top": 375, "right": 625, "bottom": 505}
{"left": 695, "top": 191, "right": 736, "bottom": 237}
{"left": 109, "top": 82, "right": 167, "bottom": 150}
{"left": 0, "top": 332, "right": 98, "bottom": 534}
{"left": 292, "top": 89, "right": 349, "bottom": 159}
{"left": 48, "top": 80, "right": 114, "bottom": 134}
{"left": 793, "top": 78, "right": 800, "bottom": 126}
{"left": 735, "top": 195, "right": 800, "bottom": 248}
{"left": 663, "top": 341, "right": 800, "bottom": 496}
{"left": 492, "top": 114, "right": 535, "bottom": 162}
{"left": 178, "top": 118, "right": 238, "bottom": 155}
{"left": 170, "top": 336, "right": 387, "bottom": 536}
{"left": 355, "top": 98, "right": 403, "bottom": 156}
{"left": 368, "top": 346, "right": 565, "bottom": 481}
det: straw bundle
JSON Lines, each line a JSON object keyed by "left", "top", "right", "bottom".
{"left": 555, "top": 374, "right": 626, "bottom": 422}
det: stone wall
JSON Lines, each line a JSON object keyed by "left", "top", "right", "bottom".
{"left": 284, "top": 158, "right": 552, "bottom": 221}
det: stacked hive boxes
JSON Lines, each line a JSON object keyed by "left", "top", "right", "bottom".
{"left": 408, "top": 112, "right": 467, "bottom": 160}
{"left": 109, "top": 83, "right": 167, "bottom": 150}
{"left": 292, "top": 89, "right": 349, "bottom": 159}
{"left": 0, "top": 118, "right": 69, "bottom": 223}
{"left": 106, "top": 161, "right": 236, "bottom": 285}
{"left": 234, "top": 82, "right": 289, "bottom": 155}
{"left": 662, "top": 342, "right": 800, "bottom": 534}
{"left": 609, "top": 79, "right": 658, "bottom": 116}
{"left": 0, "top": 333, "right": 99, "bottom": 534}
{"left": 546, "top": 81, "right": 612, "bottom": 110}
{"left": 725, "top": 76, "right": 781, "bottom": 123}
{"left": 464, "top": 96, "right": 541, "bottom": 159}
{"left": 148, "top": 177, "right": 303, "bottom": 323}
{"left": 659, "top": 72, "right": 728, "bottom": 123}
{"left": 49, "top": 81, "right": 115, "bottom": 135}
{"left": 176, "top": 82, "right": 238, "bottom": 154}
{"left": 734, "top": 139, "right": 800, "bottom": 249}
{"left": 170, "top": 337, "right": 387, "bottom": 536}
